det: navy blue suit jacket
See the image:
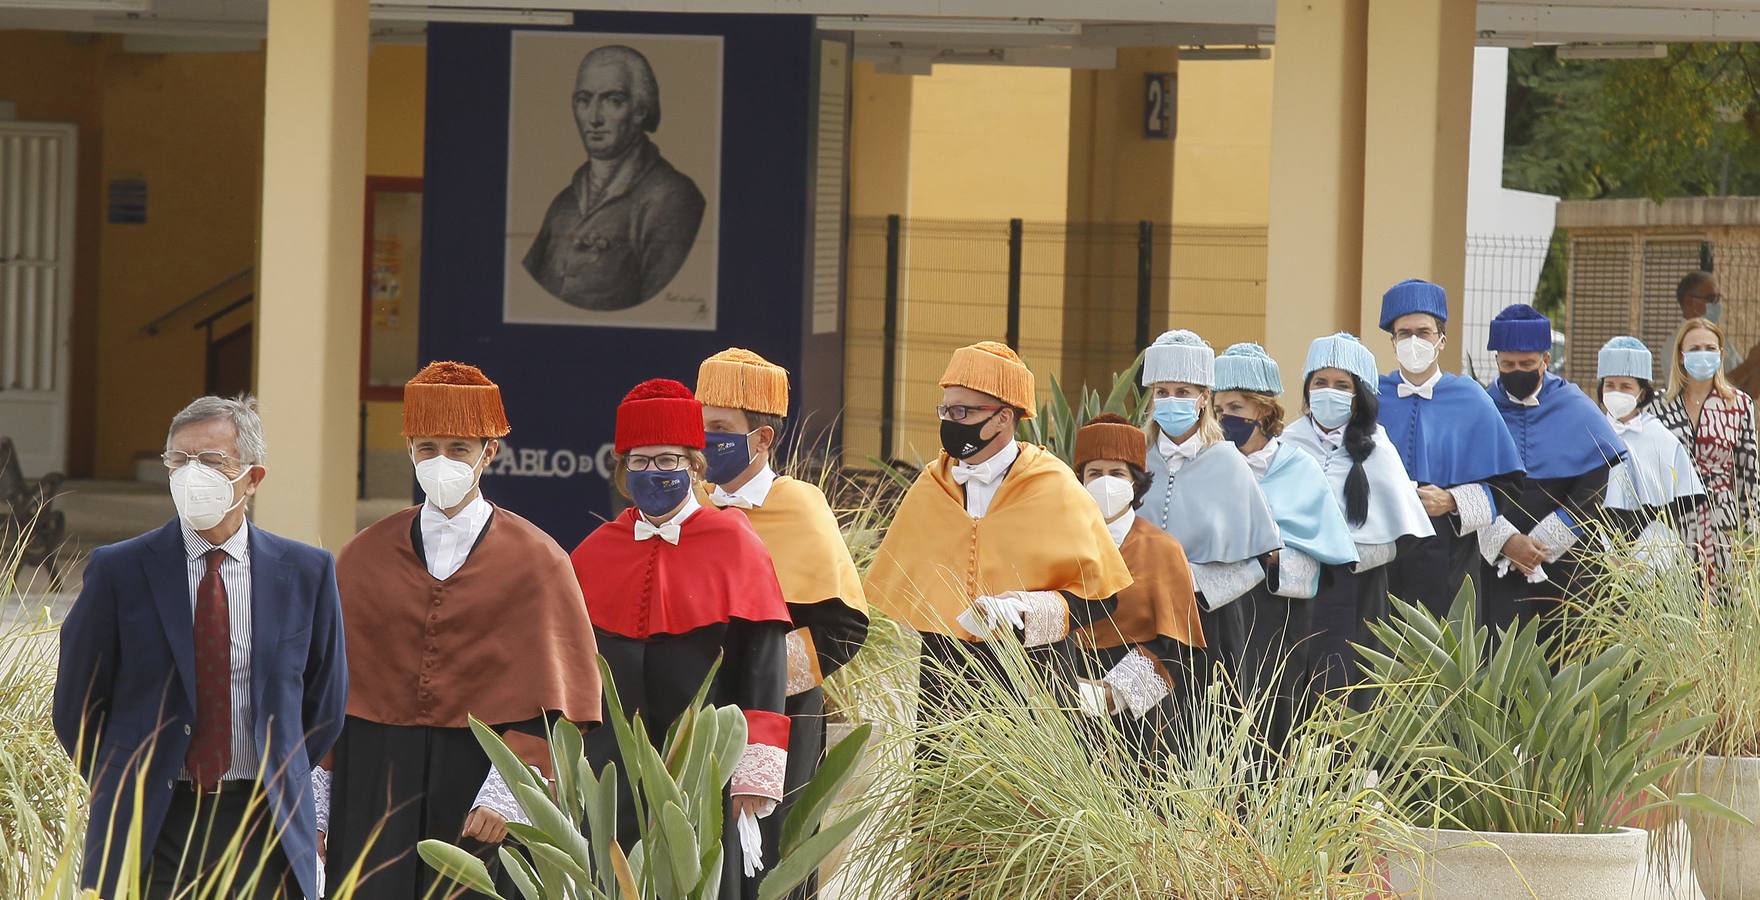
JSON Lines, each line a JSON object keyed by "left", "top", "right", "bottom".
{"left": 53, "top": 519, "right": 347, "bottom": 899}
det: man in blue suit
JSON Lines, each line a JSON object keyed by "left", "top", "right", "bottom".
{"left": 54, "top": 395, "right": 347, "bottom": 899}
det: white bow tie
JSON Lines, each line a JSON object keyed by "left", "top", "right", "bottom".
{"left": 1609, "top": 417, "right": 1637, "bottom": 435}
{"left": 950, "top": 463, "right": 1001, "bottom": 487}
{"left": 710, "top": 490, "right": 752, "bottom": 510}
{"left": 1397, "top": 380, "right": 1435, "bottom": 400}
{"left": 633, "top": 518, "right": 681, "bottom": 545}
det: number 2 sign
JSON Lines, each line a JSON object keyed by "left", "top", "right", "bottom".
{"left": 1144, "top": 73, "right": 1175, "bottom": 140}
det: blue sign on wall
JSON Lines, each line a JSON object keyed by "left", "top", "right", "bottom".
{"left": 421, "top": 13, "right": 841, "bottom": 545}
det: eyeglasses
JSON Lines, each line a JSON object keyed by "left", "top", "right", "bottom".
{"left": 162, "top": 450, "right": 245, "bottom": 471}
{"left": 1692, "top": 292, "right": 1724, "bottom": 304}
{"left": 936, "top": 404, "right": 1003, "bottom": 422}
{"left": 626, "top": 453, "right": 689, "bottom": 472}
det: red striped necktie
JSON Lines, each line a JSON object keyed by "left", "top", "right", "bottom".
{"left": 186, "top": 548, "right": 233, "bottom": 789}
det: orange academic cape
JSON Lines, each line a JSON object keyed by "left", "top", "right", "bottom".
{"left": 863, "top": 442, "right": 1134, "bottom": 639}
{"left": 731, "top": 475, "right": 868, "bottom": 691}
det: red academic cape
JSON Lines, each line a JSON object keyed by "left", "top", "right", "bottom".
{"left": 571, "top": 504, "right": 794, "bottom": 752}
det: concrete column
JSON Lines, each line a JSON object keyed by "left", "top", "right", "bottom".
{"left": 1359, "top": 0, "right": 1476, "bottom": 373}
{"left": 1264, "top": 0, "right": 1368, "bottom": 397}
{"left": 252, "top": 0, "right": 368, "bottom": 549}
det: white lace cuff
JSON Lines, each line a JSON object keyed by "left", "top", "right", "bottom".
{"left": 1019, "top": 590, "right": 1070, "bottom": 647}
{"left": 311, "top": 767, "right": 331, "bottom": 832}
{"left": 1102, "top": 651, "right": 1169, "bottom": 719}
{"left": 1479, "top": 516, "right": 1520, "bottom": 565}
{"left": 1271, "top": 549, "right": 1321, "bottom": 599}
{"left": 1530, "top": 511, "right": 1579, "bottom": 563}
{"left": 1449, "top": 484, "right": 1495, "bottom": 534}
{"left": 784, "top": 629, "right": 819, "bottom": 696}
{"left": 1191, "top": 559, "right": 1266, "bottom": 610}
{"left": 1352, "top": 541, "right": 1398, "bottom": 573}
{"left": 471, "top": 765, "right": 533, "bottom": 827}
{"left": 731, "top": 742, "right": 787, "bottom": 802}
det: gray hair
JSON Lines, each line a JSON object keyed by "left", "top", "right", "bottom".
{"left": 166, "top": 394, "right": 268, "bottom": 465}
{"left": 579, "top": 45, "right": 661, "bottom": 132}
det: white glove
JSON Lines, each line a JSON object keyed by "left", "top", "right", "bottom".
{"left": 971, "top": 593, "right": 1032, "bottom": 637}
{"left": 738, "top": 808, "right": 765, "bottom": 877}
{"left": 1494, "top": 557, "right": 1550, "bottom": 584}
{"left": 1076, "top": 679, "right": 1113, "bottom": 718}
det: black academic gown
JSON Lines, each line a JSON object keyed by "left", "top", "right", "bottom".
{"left": 1481, "top": 468, "right": 1611, "bottom": 650}
{"left": 1385, "top": 474, "right": 1523, "bottom": 619}
{"left": 587, "top": 621, "right": 790, "bottom": 900}
{"left": 772, "top": 600, "right": 867, "bottom": 900}
{"left": 326, "top": 514, "right": 548, "bottom": 900}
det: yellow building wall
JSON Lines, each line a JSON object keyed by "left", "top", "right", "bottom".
{"left": 363, "top": 44, "right": 428, "bottom": 456}
{"left": 1170, "top": 58, "right": 1274, "bottom": 354}
{"left": 93, "top": 49, "right": 269, "bottom": 479}
{"left": 2, "top": 35, "right": 429, "bottom": 479}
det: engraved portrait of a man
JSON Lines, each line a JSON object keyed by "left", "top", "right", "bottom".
{"left": 521, "top": 45, "right": 707, "bottom": 311}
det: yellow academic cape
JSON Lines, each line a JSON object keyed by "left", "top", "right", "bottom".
{"left": 737, "top": 475, "right": 867, "bottom": 688}
{"left": 865, "top": 442, "right": 1134, "bottom": 639}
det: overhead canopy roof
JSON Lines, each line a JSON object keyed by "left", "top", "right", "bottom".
{"left": 3, "top": 1, "right": 1759, "bottom": 63}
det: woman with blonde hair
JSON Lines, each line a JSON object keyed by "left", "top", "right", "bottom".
{"left": 1652, "top": 317, "right": 1760, "bottom": 584}
{"left": 1137, "top": 330, "right": 1281, "bottom": 696}
{"left": 1212, "top": 343, "right": 1358, "bottom": 744}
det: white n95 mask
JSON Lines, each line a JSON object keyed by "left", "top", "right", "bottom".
{"left": 414, "top": 446, "right": 487, "bottom": 510}
{"left": 1395, "top": 336, "right": 1439, "bottom": 374}
{"left": 170, "top": 462, "right": 250, "bottom": 531}
{"left": 1086, "top": 475, "right": 1135, "bottom": 521}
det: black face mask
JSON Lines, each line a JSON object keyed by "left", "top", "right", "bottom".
{"left": 1499, "top": 369, "right": 1542, "bottom": 400}
{"left": 1218, "top": 414, "right": 1259, "bottom": 449}
{"left": 940, "top": 410, "right": 1003, "bottom": 460}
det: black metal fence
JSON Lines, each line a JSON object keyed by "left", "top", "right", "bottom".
{"left": 842, "top": 215, "right": 1270, "bottom": 464}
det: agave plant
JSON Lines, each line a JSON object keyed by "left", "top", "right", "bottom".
{"left": 1016, "top": 352, "right": 1148, "bottom": 466}
{"left": 1344, "top": 588, "right": 1741, "bottom": 835}
{"left": 419, "top": 656, "right": 874, "bottom": 900}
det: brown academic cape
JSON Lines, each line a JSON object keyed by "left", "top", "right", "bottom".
{"left": 864, "top": 442, "right": 1134, "bottom": 639}
{"left": 337, "top": 505, "right": 602, "bottom": 733}
{"left": 1072, "top": 515, "right": 1205, "bottom": 683}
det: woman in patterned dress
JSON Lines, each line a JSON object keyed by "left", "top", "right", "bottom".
{"left": 1653, "top": 317, "right": 1760, "bottom": 589}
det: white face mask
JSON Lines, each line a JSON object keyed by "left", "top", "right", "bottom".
{"left": 1086, "top": 475, "right": 1135, "bottom": 521}
{"left": 1395, "top": 336, "right": 1440, "bottom": 375}
{"left": 414, "top": 445, "right": 489, "bottom": 511}
{"left": 1603, "top": 390, "right": 1639, "bottom": 421}
{"left": 170, "top": 462, "right": 251, "bottom": 532}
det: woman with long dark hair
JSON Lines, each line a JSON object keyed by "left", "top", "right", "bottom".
{"left": 1281, "top": 333, "right": 1432, "bottom": 710}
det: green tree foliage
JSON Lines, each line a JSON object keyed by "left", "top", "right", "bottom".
{"left": 1505, "top": 44, "right": 1760, "bottom": 201}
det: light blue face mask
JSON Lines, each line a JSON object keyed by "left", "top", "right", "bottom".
{"left": 1705, "top": 302, "right": 1724, "bottom": 325}
{"left": 1684, "top": 350, "right": 1723, "bottom": 382}
{"left": 1309, "top": 387, "right": 1355, "bottom": 430}
{"left": 1152, "top": 396, "right": 1201, "bottom": 437}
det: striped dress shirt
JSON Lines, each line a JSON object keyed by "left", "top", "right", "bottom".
{"left": 179, "top": 519, "right": 258, "bottom": 782}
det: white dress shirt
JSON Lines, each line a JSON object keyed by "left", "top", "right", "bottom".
{"left": 179, "top": 518, "right": 258, "bottom": 783}
{"left": 952, "top": 439, "right": 1020, "bottom": 518}
{"left": 1243, "top": 437, "right": 1281, "bottom": 479}
{"left": 710, "top": 465, "right": 777, "bottom": 510}
{"left": 420, "top": 494, "right": 492, "bottom": 581}
{"left": 1156, "top": 430, "right": 1204, "bottom": 477}
{"left": 1105, "top": 507, "right": 1137, "bottom": 547}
